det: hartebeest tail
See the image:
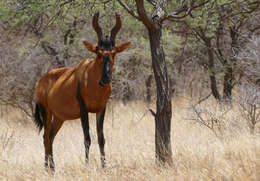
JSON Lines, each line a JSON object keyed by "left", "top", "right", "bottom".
{"left": 34, "top": 12, "right": 130, "bottom": 171}
{"left": 34, "top": 103, "right": 45, "bottom": 132}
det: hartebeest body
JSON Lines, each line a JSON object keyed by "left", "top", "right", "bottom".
{"left": 34, "top": 12, "right": 130, "bottom": 171}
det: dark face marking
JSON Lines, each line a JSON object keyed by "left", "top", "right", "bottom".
{"left": 100, "top": 37, "right": 114, "bottom": 51}
{"left": 99, "top": 37, "right": 114, "bottom": 87}
{"left": 103, "top": 54, "right": 111, "bottom": 79}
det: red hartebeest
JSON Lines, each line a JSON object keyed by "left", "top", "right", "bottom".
{"left": 34, "top": 12, "right": 130, "bottom": 171}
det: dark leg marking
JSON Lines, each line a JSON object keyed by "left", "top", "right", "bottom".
{"left": 96, "top": 107, "right": 106, "bottom": 167}
{"left": 77, "top": 83, "right": 91, "bottom": 163}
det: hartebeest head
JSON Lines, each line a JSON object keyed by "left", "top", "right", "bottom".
{"left": 83, "top": 12, "right": 131, "bottom": 86}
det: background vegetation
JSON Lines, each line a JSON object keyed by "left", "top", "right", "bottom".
{"left": 0, "top": 0, "right": 259, "bottom": 115}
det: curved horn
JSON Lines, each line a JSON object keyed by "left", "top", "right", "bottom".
{"left": 110, "top": 13, "right": 122, "bottom": 46}
{"left": 92, "top": 12, "right": 103, "bottom": 46}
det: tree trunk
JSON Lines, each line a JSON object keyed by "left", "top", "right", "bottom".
{"left": 205, "top": 38, "right": 221, "bottom": 101}
{"left": 117, "top": 0, "right": 174, "bottom": 166}
{"left": 223, "top": 66, "right": 233, "bottom": 100}
{"left": 223, "top": 27, "right": 239, "bottom": 100}
{"left": 145, "top": 74, "right": 153, "bottom": 103}
{"left": 148, "top": 28, "right": 173, "bottom": 165}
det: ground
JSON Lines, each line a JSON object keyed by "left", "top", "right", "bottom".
{"left": 0, "top": 99, "right": 260, "bottom": 180}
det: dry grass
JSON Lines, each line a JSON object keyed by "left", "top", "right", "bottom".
{"left": 1, "top": 99, "right": 260, "bottom": 180}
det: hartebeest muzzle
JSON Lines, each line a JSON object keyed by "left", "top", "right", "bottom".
{"left": 99, "top": 53, "right": 111, "bottom": 86}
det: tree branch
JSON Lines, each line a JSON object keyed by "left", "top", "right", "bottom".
{"left": 135, "top": 0, "right": 155, "bottom": 30}
{"left": 162, "top": 0, "right": 210, "bottom": 21}
{"left": 116, "top": 0, "right": 141, "bottom": 20}
{"left": 149, "top": 108, "right": 156, "bottom": 117}
{"left": 193, "top": 93, "right": 212, "bottom": 106}
{"left": 146, "top": 0, "right": 156, "bottom": 7}
{"left": 220, "top": 1, "right": 260, "bottom": 21}
{"left": 215, "top": 25, "right": 226, "bottom": 65}
{"left": 151, "top": 0, "right": 168, "bottom": 23}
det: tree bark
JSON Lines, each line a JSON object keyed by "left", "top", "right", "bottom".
{"left": 145, "top": 74, "right": 153, "bottom": 103}
{"left": 223, "top": 27, "right": 238, "bottom": 100}
{"left": 223, "top": 66, "right": 233, "bottom": 100}
{"left": 205, "top": 38, "right": 221, "bottom": 101}
{"left": 148, "top": 27, "right": 173, "bottom": 165}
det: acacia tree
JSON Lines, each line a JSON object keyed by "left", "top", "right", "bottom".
{"left": 117, "top": 0, "right": 208, "bottom": 165}
{"left": 181, "top": 0, "right": 260, "bottom": 101}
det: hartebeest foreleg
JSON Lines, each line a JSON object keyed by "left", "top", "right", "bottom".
{"left": 96, "top": 107, "right": 106, "bottom": 167}
{"left": 80, "top": 109, "right": 91, "bottom": 163}
{"left": 77, "top": 84, "right": 91, "bottom": 163}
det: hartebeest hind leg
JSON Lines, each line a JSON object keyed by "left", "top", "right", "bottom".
{"left": 96, "top": 108, "right": 106, "bottom": 168}
{"left": 48, "top": 116, "right": 64, "bottom": 171}
{"left": 43, "top": 109, "right": 53, "bottom": 171}
{"left": 43, "top": 110, "right": 64, "bottom": 172}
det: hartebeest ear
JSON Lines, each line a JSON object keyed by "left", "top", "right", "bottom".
{"left": 114, "top": 42, "right": 131, "bottom": 53}
{"left": 83, "top": 41, "right": 97, "bottom": 53}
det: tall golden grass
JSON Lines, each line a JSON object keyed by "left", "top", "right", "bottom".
{"left": 0, "top": 99, "right": 260, "bottom": 180}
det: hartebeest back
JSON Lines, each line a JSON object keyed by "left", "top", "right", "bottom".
{"left": 34, "top": 12, "right": 130, "bottom": 171}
